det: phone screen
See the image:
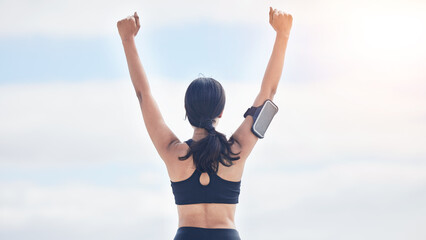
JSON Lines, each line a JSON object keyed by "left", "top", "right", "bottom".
{"left": 253, "top": 100, "right": 278, "bottom": 138}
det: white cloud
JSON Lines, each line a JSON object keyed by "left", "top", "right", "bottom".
{"left": 238, "top": 162, "right": 426, "bottom": 240}
{"left": 1, "top": 161, "right": 425, "bottom": 239}
{"left": 0, "top": 181, "right": 178, "bottom": 239}
{"left": 0, "top": 80, "right": 157, "bottom": 166}
{"left": 1, "top": 73, "right": 425, "bottom": 167}
{"left": 1, "top": 76, "right": 425, "bottom": 238}
{"left": 2, "top": 0, "right": 424, "bottom": 38}
{"left": 0, "top": 0, "right": 272, "bottom": 36}
{"left": 0, "top": 181, "right": 175, "bottom": 227}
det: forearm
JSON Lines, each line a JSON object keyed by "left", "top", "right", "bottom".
{"left": 261, "top": 32, "right": 289, "bottom": 95}
{"left": 121, "top": 37, "right": 151, "bottom": 100}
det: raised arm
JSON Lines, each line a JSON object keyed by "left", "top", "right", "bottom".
{"left": 231, "top": 7, "right": 293, "bottom": 161}
{"left": 255, "top": 7, "right": 292, "bottom": 104}
{"left": 117, "top": 12, "right": 180, "bottom": 162}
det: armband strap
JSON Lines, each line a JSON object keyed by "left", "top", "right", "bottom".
{"left": 244, "top": 100, "right": 266, "bottom": 119}
{"left": 244, "top": 106, "right": 258, "bottom": 118}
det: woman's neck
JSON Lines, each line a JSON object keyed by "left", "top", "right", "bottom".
{"left": 192, "top": 127, "right": 208, "bottom": 141}
{"left": 191, "top": 118, "right": 219, "bottom": 141}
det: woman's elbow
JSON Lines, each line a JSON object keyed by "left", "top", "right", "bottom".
{"left": 270, "top": 88, "right": 277, "bottom": 98}
{"left": 264, "top": 87, "right": 277, "bottom": 100}
{"left": 136, "top": 91, "right": 143, "bottom": 103}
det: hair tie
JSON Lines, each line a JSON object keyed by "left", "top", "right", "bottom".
{"left": 200, "top": 119, "right": 215, "bottom": 135}
{"left": 207, "top": 127, "right": 216, "bottom": 136}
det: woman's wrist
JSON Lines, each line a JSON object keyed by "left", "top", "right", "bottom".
{"left": 276, "top": 31, "right": 290, "bottom": 39}
{"left": 121, "top": 36, "right": 135, "bottom": 45}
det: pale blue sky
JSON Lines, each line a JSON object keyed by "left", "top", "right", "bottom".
{"left": 0, "top": 20, "right": 323, "bottom": 85}
{"left": 0, "top": 23, "right": 270, "bottom": 84}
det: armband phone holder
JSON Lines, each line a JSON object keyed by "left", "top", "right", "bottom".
{"left": 244, "top": 99, "right": 278, "bottom": 139}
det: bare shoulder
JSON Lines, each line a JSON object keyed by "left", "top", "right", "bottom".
{"left": 164, "top": 140, "right": 191, "bottom": 166}
{"left": 163, "top": 141, "right": 193, "bottom": 180}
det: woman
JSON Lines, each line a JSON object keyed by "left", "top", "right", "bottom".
{"left": 117, "top": 6, "right": 293, "bottom": 240}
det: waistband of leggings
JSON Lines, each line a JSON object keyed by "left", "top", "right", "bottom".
{"left": 178, "top": 226, "right": 238, "bottom": 231}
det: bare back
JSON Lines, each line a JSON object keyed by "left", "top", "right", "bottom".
{"left": 166, "top": 139, "right": 246, "bottom": 228}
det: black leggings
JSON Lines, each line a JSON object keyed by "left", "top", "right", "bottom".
{"left": 174, "top": 226, "right": 241, "bottom": 240}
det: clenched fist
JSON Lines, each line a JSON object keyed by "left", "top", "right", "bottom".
{"left": 117, "top": 12, "right": 141, "bottom": 41}
{"left": 269, "top": 7, "right": 293, "bottom": 37}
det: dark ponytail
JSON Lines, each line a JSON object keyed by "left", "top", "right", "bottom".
{"left": 178, "top": 77, "right": 241, "bottom": 173}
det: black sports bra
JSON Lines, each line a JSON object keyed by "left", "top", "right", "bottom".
{"left": 170, "top": 139, "right": 241, "bottom": 205}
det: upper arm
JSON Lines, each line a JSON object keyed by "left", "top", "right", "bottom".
{"left": 137, "top": 91, "right": 181, "bottom": 164}
{"left": 230, "top": 89, "right": 275, "bottom": 161}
